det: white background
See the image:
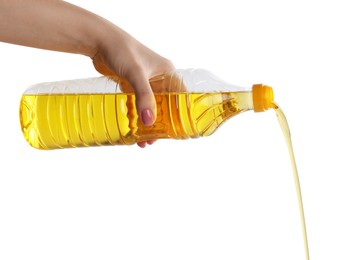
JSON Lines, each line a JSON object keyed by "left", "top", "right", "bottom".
{"left": 0, "top": 0, "right": 352, "bottom": 259}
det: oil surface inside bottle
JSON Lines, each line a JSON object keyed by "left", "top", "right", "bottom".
{"left": 273, "top": 103, "right": 310, "bottom": 260}
{"left": 19, "top": 92, "right": 251, "bottom": 149}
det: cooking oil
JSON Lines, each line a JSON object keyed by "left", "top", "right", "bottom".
{"left": 18, "top": 68, "right": 309, "bottom": 259}
{"left": 273, "top": 103, "right": 310, "bottom": 260}
{"left": 20, "top": 91, "right": 253, "bottom": 149}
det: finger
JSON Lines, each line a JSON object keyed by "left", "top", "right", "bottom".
{"left": 126, "top": 70, "right": 156, "bottom": 126}
{"left": 137, "top": 140, "right": 156, "bottom": 148}
{"left": 146, "top": 140, "right": 156, "bottom": 145}
{"left": 137, "top": 141, "right": 147, "bottom": 148}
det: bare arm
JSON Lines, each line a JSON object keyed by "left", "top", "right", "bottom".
{"left": 0, "top": 0, "right": 101, "bottom": 57}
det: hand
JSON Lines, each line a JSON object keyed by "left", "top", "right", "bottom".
{"left": 92, "top": 27, "right": 175, "bottom": 147}
{"left": 0, "top": 1, "right": 175, "bottom": 147}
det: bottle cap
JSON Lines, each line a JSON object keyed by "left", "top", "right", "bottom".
{"left": 252, "top": 84, "right": 274, "bottom": 112}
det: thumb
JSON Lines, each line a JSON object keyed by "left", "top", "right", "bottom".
{"left": 126, "top": 71, "right": 156, "bottom": 126}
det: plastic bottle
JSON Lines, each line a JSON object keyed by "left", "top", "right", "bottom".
{"left": 19, "top": 69, "right": 274, "bottom": 149}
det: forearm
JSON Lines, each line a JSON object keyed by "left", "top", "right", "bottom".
{"left": 0, "top": 0, "right": 116, "bottom": 57}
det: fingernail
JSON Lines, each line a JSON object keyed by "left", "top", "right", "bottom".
{"left": 141, "top": 109, "right": 154, "bottom": 126}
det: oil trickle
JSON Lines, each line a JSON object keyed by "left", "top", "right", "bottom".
{"left": 272, "top": 102, "right": 310, "bottom": 260}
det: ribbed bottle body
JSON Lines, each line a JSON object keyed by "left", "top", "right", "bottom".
{"left": 20, "top": 91, "right": 252, "bottom": 149}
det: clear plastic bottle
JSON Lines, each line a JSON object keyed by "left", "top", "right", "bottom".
{"left": 19, "top": 69, "right": 274, "bottom": 149}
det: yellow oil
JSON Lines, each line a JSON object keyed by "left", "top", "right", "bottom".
{"left": 19, "top": 88, "right": 309, "bottom": 259}
{"left": 273, "top": 103, "right": 310, "bottom": 260}
{"left": 19, "top": 91, "right": 252, "bottom": 149}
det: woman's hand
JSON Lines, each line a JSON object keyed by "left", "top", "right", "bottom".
{"left": 0, "top": 0, "right": 175, "bottom": 147}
